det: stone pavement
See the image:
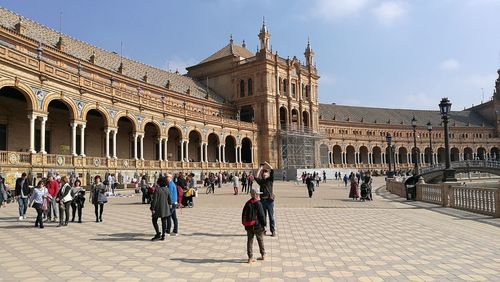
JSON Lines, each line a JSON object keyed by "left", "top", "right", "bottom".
{"left": 0, "top": 177, "right": 499, "bottom": 282}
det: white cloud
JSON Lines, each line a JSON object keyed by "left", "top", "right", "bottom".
{"left": 163, "top": 56, "right": 198, "bottom": 74}
{"left": 439, "top": 59, "right": 460, "bottom": 71}
{"left": 311, "top": 0, "right": 372, "bottom": 21}
{"left": 372, "top": 1, "right": 408, "bottom": 26}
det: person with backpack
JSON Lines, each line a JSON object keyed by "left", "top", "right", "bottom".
{"left": 166, "top": 173, "right": 179, "bottom": 236}
{"left": 242, "top": 188, "right": 266, "bottom": 263}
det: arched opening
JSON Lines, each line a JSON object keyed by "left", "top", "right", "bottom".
{"left": 332, "top": 145, "right": 342, "bottom": 164}
{"left": 207, "top": 133, "right": 220, "bottom": 162}
{"left": 279, "top": 107, "right": 287, "bottom": 130}
{"left": 411, "top": 147, "right": 420, "bottom": 164}
{"left": 372, "top": 147, "right": 382, "bottom": 164}
{"left": 240, "top": 105, "right": 254, "bottom": 123}
{"left": 477, "top": 147, "right": 486, "bottom": 160}
{"left": 464, "top": 147, "right": 473, "bottom": 160}
{"left": 167, "top": 127, "right": 182, "bottom": 161}
{"left": 143, "top": 122, "right": 160, "bottom": 160}
{"left": 85, "top": 109, "right": 107, "bottom": 157}
{"left": 225, "top": 136, "right": 236, "bottom": 163}
{"left": 117, "top": 117, "right": 135, "bottom": 159}
{"left": 398, "top": 147, "right": 408, "bottom": 164}
{"left": 0, "top": 86, "right": 32, "bottom": 151}
{"left": 437, "top": 147, "right": 445, "bottom": 164}
{"left": 302, "top": 111, "right": 310, "bottom": 128}
{"left": 451, "top": 147, "right": 460, "bottom": 162}
{"left": 291, "top": 109, "right": 299, "bottom": 129}
{"left": 491, "top": 147, "right": 499, "bottom": 161}
{"left": 46, "top": 100, "right": 73, "bottom": 154}
{"left": 188, "top": 130, "right": 202, "bottom": 162}
{"left": 359, "top": 146, "right": 369, "bottom": 164}
{"left": 241, "top": 138, "right": 252, "bottom": 163}
{"left": 320, "top": 144, "right": 329, "bottom": 166}
{"left": 424, "top": 147, "right": 432, "bottom": 164}
{"left": 346, "top": 145, "right": 355, "bottom": 165}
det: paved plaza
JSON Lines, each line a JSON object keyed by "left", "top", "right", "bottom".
{"left": 0, "top": 177, "right": 499, "bottom": 281}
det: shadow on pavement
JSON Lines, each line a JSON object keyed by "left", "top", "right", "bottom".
{"left": 171, "top": 258, "right": 244, "bottom": 264}
{"left": 90, "top": 232, "right": 151, "bottom": 242}
{"left": 182, "top": 232, "right": 245, "bottom": 237}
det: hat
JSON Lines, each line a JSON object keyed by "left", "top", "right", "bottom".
{"left": 250, "top": 188, "right": 262, "bottom": 195}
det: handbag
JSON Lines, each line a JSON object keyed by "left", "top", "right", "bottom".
{"left": 62, "top": 185, "right": 73, "bottom": 203}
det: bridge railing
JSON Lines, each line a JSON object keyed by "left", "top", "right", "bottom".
{"left": 420, "top": 160, "right": 500, "bottom": 174}
{"left": 415, "top": 183, "right": 500, "bottom": 218}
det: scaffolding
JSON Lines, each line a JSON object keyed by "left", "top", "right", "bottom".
{"left": 279, "top": 126, "right": 322, "bottom": 169}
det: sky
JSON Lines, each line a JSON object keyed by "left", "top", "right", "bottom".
{"left": 2, "top": 0, "right": 500, "bottom": 110}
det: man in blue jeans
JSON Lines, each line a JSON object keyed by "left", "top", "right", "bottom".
{"left": 15, "top": 172, "right": 30, "bottom": 220}
{"left": 166, "top": 173, "right": 178, "bottom": 236}
{"left": 255, "top": 162, "right": 276, "bottom": 237}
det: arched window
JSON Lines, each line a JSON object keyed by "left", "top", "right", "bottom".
{"left": 283, "top": 79, "right": 287, "bottom": 93}
{"left": 248, "top": 79, "right": 253, "bottom": 96}
{"left": 240, "top": 80, "right": 245, "bottom": 97}
{"left": 291, "top": 83, "right": 296, "bottom": 97}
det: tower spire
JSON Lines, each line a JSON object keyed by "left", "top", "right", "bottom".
{"left": 258, "top": 17, "right": 270, "bottom": 51}
{"left": 304, "top": 37, "right": 314, "bottom": 66}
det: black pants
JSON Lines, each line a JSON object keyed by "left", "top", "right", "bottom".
{"left": 71, "top": 202, "right": 83, "bottom": 222}
{"left": 59, "top": 201, "right": 71, "bottom": 224}
{"left": 152, "top": 216, "right": 168, "bottom": 235}
{"left": 141, "top": 188, "right": 147, "bottom": 203}
{"left": 167, "top": 206, "right": 178, "bottom": 234}
{"left": 308, "top": 189, "right": 313, "bottom": 198}
{"left": 34, "top": 203, "right": 43, "bottom": 228}
{"left": 94, "top": 203, "right": 104, "bottom": 221}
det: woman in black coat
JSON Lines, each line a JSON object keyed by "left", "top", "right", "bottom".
{"left": 150, "top": 176, "right": 172, "bottom": 241}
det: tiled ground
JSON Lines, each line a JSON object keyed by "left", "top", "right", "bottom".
{"left": 0, "top": 177, "right": 499, "bottom": 281}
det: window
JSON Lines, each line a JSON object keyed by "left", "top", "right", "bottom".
{"left": 0, "top": 124, "right": 6, "bottom": 151}
{"left": 291, "top": 83, "right": 296, "bottom": 97}
{"left": 239, "top": 80, "right": 245, "bottom": 97}
{"left": 283, "top": 79, "right": 287, "bottom": 93}
{"left": 247, "top": 79, "right": 253, "bottom": 96}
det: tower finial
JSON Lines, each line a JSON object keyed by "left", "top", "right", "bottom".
{"left": 229, "top": 34, "right": 233, "bottom": 44}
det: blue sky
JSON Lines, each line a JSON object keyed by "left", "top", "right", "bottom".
{"left": 2, "top": 0, "right": 500, "bottom": 110}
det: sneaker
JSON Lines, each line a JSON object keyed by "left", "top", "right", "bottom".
{"left": 247, "top": 258, "right": 255, "bottom": 264}
{"left": 151, "top": 234, "right": 161, "bottom": 241}
{"left": 160, "top": 235, "right": 165, "bottom": 241}
{"left": 258, "top": 256, "right": 265, "bottom": 261}
{"left": 18, "top": 216, "right": 23, "bottom": 221}
{"left": 23, "top": 216, "right": 26, "bottom": 219}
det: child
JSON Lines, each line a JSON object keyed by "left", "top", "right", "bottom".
{"left": 241, "top": 188, "right": 266, "bottom": 263}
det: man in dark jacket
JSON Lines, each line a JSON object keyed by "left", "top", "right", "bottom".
{"left": 255, "top": 161, "right": 276, "bottom": 236}
{"left": 150, "top": 176, "right": 172, "bottom": 241}
{"left": 242, "top": 188, "right": 266, "bottom": 263}
{"left": 15, "top": 172, "right": 30, "bottom": 220}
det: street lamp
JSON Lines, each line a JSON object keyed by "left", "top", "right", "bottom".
{"left": 427, "top": 121, "right": 433, "bottom": 165}
{"left": 386, "top": 133, "right": 394, "bottom": 178}
{"left": 439, "top": 97, "right": 457, "bottom": 182}
{"left": 411, "top": 116, "right": 419, "bottom": 175}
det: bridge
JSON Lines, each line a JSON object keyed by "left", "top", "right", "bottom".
{"left": 420, "top": 160, "right": 500, "bottom": 182}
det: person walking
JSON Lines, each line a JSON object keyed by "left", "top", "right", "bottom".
{"left": 0, "top": 176, "right": 7, "bottom": 208}
{"left": 15, "top": 172, "right": 30, "bottom": 220}
{"left": 241, "top": 172, "right": 248, "bottom": 194}
{"left": 140, "top": 175, "right": 149, "bottom": 204}
{"left": 150, "top": 176, "right": 172, "bottom": 241}
{"left": 30, "top": 180, "right": 48, "bottom": 229}
{"left": 46, "top": 175, "right": 59, "bottom": 222}
{"left": 348, "top": 173, "right": 359, "bottom": 200}
{"left": 91, "top": 175, "right": 107, "bottom": 223}
{"left": 306, "top": 174, "right": 315, "bottom": 198}
{"left": 71, "top": 179, "right": 85, "bottom": 223}
{"left": 364, "top": 171, "right": 373, "bottom": 201}
{"left": 242, "top": 188, "right": 266, "bottom": 263}
{"left": 256, "top": 161, "right": 276, "bottom": 237}
{"left": 57, "top": 176, "right": 72, "bottom": 227}
{"left": 166, "top": 173, "right": 179, "bottom": 236}
{"left": 247, "top": 173, "right": 254, "bottom": 193}
{"left": 343, "top": 174, "right": 348, "bottom": 188}
{"left": 323, "top": 171, "right": 327, "bottom": 183}
{"left": 233, "top": 173, "right": 240, "bottom": 195}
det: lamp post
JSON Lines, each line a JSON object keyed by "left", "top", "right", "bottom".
{"left": 439, "top": 97, "right": 457, "bottom": 182}
{"left": 427, "top": 121, "right": 433, "bottom": 165}
{"left": 411, "top": 116, "right": 419, "bottom": 175}
{"left": 386, "top": 133, "right": 394, "bottom": 178}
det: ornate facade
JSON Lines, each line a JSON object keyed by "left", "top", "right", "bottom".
{"left": 0, "top": 7, "right": 498, "bottom": 185}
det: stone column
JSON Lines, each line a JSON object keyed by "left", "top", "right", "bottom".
{"left": 158, "top": 138, "right": 163, "bottom": 161}
{"left": 250, "top": 146, "right": 254, "bottom": 164}
{"left": 222, "top": 145, "right": 226, "bottom": 163}
{"left": 407, "top": 153, "right": 411, "bottom": 164}
{"left": 180, "top": 140, "right": 185, "bottom": 162}
{"left": 199, "top": 143, "right": 204, "bottom": 162}
{"left": 80, "top": 124, "right": 86, "bottom": 157}
{"left": 112, "top": 130, "right": 117, "bottom": 158}
{"left": 204, "top": 143, "right": 208, "bottom": 162}
{"left": 71, "top": 123, "right": 77, "bottom": 156}
{"left": 164, "top": 138, "right": 168, "bottom": 161}
{"left": 185, "top": 141, "right": 190, "bottom": 162}
{"left": 39, "top": 116, "right": 47, "bottom": 154}
{"left": 235, "top": 146, "right": 239, "bottom": 163}
{"left": 105, "top": 128, "right": 110, "bottom": 158}
{"left": 239, "top": 146, "right": 243, "bottom": 163}
{"left": 28, "top": 114, "right": 36, "bottom": 153}
{"left": 140, "top": 134, "right": 144, "bottom": 160}
{"left": 133, "top": 133, "right": 138, "bottom": 160}
{"left": 218, "top": 145, "right": 221, "bottom": 162}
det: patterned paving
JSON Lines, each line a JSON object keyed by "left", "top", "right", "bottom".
{"left": 0, "top": 177, "right": 499, "bottom": 281}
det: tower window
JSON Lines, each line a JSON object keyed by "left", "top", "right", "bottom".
{"left": 248, "top": 79, "right": 253, "bottom": 96}
{"left": 240, "top": 80, "right": 245, "bottom": 97}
